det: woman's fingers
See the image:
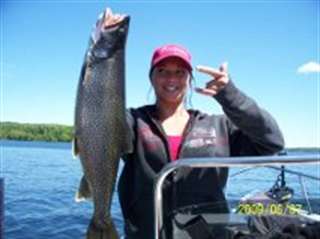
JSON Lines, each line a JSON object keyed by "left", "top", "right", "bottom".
{"left": 196, "top": 65, "right": 227, "bottom": 78}
{"left": 93, "top": 8, "right": 126, "bottom": 43}
{"left": 219, "top": 62, "right": 228, "bottom": 73}
{"left": 104, "top": 8, "right": 112, "bottom": 23}
{"left": 206, "top": 79, "right": 226, "bottom": 89}
{"left": 195, "top": 87, "right": 218, "bottom": 96}
{"left": 195, "top": 62, "right": 230, "bottom": 97}
{"left": 195, "top": 84, "right": 224, "bottom": 96}
{"left": 102, "top": 8, "right": 125, "bottom": 28}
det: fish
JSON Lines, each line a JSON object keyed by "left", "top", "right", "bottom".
{"left": 73, "top": 8, "right": 131, "bottom": 239}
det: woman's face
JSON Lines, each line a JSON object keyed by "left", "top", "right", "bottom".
{"left": 151, "top": 57, "right": 191, "bottom": 105}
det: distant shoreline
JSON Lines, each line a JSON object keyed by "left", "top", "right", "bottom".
{"left": 1, "top": 122, "right": 319, "bottom": 151}
{"left": 0, "top": 122, "right": 73, "bottom": 142}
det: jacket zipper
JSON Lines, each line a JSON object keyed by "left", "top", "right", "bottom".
{"left": 176, "top": 111, "right": 195, "bottom": 159}
{"left": 146, "top": 109, "right": 172, "bottom": 162}
{"left": 171, "top": 111, "right": 196, "bottom": 212}
{"left": 146, "top": 107, "right": 197, "bottom": 213}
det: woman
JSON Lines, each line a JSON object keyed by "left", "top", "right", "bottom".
{"left": 104, "top": 10, "right": 285, "bottom": 239}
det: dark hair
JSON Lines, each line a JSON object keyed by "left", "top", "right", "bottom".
{"left": 149, "top": 67, "right": 155, "bottom": 80}
{"left": 186, "top": 73, "right": 195, "bottom": 108}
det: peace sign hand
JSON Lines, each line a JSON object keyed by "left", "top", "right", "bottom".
{"left": 195, "top": 62, "right": 230, "bottom": 96}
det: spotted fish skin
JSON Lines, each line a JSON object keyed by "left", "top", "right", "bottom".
{"left": 74, "top": 11, "right": 130, "bottom": 239}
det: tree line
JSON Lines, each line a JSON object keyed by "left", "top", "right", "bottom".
{"left": 0, "top": 122, "right": 73, "bottom": 142}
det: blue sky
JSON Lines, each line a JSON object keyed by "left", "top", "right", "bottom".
{"left": 1, "top": 0, "right": 319, "bottom": 148}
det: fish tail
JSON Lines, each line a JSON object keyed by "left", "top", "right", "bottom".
{"left": 86, "top": 217, "right": 119, "bottom": 239}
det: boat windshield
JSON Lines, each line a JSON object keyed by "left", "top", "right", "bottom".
{"left": 154, "top": 154, "right": 320, "bottom": 239}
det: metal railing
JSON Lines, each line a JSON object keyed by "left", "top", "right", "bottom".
{"left": 153, "top": 155, "right": 320, "bottom": 239}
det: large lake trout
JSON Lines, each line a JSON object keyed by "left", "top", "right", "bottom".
{"left": 73, "top": 9, "right": 130, "bottom": 239}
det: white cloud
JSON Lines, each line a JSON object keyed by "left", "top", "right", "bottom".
{"left": 297, "top": 61, "right": 320, "bottom": 74}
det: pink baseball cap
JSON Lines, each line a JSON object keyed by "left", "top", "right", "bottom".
{"left": 150, "top": 44, "right": 192, "bottom": 72}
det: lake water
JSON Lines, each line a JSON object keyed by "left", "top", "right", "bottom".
{"left": 1, "top": 140, "right": 319, "bottom": 239}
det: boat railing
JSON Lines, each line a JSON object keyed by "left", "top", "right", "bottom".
{"left": 153, "top": 155, "right": 320, "bottom": 239}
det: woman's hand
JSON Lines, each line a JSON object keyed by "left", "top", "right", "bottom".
{"left": 100, "top": 8, "right": 125, "bottom": 28}
{"left": 195, "top": 62, "right": 230, "bottom": 96}
{"left": 92, "top": 8, "right": 126, "bottom": 43}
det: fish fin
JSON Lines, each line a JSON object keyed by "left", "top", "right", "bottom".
{"left": 86, "top": 218, "right": 118, "bottom": 239}
{"left": 72, "top": 137, "right": 79, "bottom": 159}
{"left": 75, "top": 176, "right": 92, "bottom": 202}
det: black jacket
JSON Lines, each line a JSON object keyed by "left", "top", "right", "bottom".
{"left": 118, "top": 81, "right": 284, "bottom": 238}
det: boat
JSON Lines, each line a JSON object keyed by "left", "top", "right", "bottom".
{"left": 153, "top": 154, "right": 320, "bottom": 239}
